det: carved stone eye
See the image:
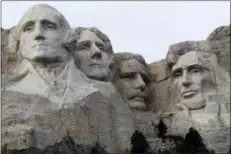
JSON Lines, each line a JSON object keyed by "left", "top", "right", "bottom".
{"left": 24, "top": 26, "right": 33, "bottom": 32}
{"left": 172, "top": 71, "right": 182, "bottom": 78}
{"left": 190, "top": 68, "right": 201, "bottom": 73}
{"left": 120, "top": 73, "right": 136, "bottom": 79}
{"left": 96, "top": 43, "right": 105, "bottom": 51}
{"left": 78, "top": 43, "right": 90, "bottom": 51}
{"left": 45, "top": 24, "right": 55, "bottom": 29}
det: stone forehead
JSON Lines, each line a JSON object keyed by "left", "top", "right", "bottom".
{"left": 72, "top": 27, "right": 110, "bottom": 42}
{"left": 115, "top": 52, "right": 146, "bottom": 66}
{"left": 120, "top": 58, "right": 147, "bottom": 74}
{"left": 166, "top": 40, "right": 211, "bottom": 68}
{"left": 71, "top": 27, "right": 114, "bottom": 54}
{"left": 15, "top": 4, "right": 70, "bottom": 39}
{"left": 172, "top": 51, "right": 217, "bottom": 70}
{"left": 78, "top": 30, "right": 104, "bottom": 43}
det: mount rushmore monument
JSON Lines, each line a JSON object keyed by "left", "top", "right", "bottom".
{"left": 1, "top": 4, "right": 230, "bottom": 153}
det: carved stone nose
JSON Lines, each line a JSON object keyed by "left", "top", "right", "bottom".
{"left": 182, "top": 81, "right": 191, "bottom": 87}
{"left": 91, "top": 52, "right": 102, "bottom": 60}
{"left": 35, "top": 35, "right": 45, "bottom": 41}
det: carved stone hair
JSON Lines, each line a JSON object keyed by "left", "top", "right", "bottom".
{"left": 166, "top": 40, "right": 211, "bottom": 70}
{"left": 114, "top": 52, "right": 147, "bottom": 67}
{"left": 70, "top": 27, "right": 114, "bottom": 54}
{"left": 111, "top": 52, "right": 150, "bottom": 83}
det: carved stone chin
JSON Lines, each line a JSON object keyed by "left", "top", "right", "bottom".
{"left": 129, "top": 101, "right": 147, "bottom": 111}
{"left": 181, "top": 99, "right": 206, "bottom": 110}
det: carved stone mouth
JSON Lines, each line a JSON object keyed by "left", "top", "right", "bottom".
{"left": 32, "top": 44, "right": 48, "bottom": 47}
{"left": 182, "top": 90, "right": 198, "bottom": 98}
{"left": 89, "top": 63, "right": 102, "bottom": 66}
{"left": 130, "top": 96, "right": 145, "bottom": 102}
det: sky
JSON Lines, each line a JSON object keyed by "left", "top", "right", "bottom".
{"left": 1, "top": 1, "right": 230, "bottom": 64}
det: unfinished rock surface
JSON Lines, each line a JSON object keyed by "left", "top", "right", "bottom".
{"left": 148, "top": 59, "right": 171, "bottom": 112}
{"left": 207, "top": 25, "right": 230, "bottom": 74}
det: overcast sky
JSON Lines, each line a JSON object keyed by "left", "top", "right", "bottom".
{"left": 2, "top": 1, "right": 230, "bottom": 63}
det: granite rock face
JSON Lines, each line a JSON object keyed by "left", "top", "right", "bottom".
{"left": 148, "top": 59, "right": 172, "bottom": 112}
{"left": 1, "top": 3, "right": 230, "bottom": 153}
{"left": 207, "top": 25, "right": 230, "bottom": 74}
{"left": 1, "top": 27, "right": 20, "bottom": 75}
{"left": 1, "top": 4, "right": 134, "bottom": 153}
{"left": 2, "top": 81, "right": 135, "bottom": 153}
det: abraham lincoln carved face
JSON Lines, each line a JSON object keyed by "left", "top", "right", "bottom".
{"left": 171, "top": 51, "right": 217, "bottom": 109}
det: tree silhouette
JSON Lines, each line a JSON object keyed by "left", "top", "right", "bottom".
{"left": 177, "top": 127, "right": 209, "bottom": 153}
{"left": 130, "top": 130, "right": 150, "bottom": 154}
{"left": 156, "top": 119, "right": 167, "bottom": 140}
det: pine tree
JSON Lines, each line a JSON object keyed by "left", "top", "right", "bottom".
{"left": 130, "top": 130, "right": 150, "bottom": 154}
{"left": 179, "top": 127, "right": 207, "bottom": 153}
{"left": 156, "top": 119, "right": 167, "bottom": 139}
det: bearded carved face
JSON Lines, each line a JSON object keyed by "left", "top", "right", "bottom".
{"left": 171, "top": 51, "right": 216, "bottom": 109}
{"left": 18, "top": 5, "right": 70, "bottom": 62}
{"left": 114, "top": 58, "right": 149, "bottom": 110}
{"left": 74, "top": 30, "right": 113, "bottom": 81}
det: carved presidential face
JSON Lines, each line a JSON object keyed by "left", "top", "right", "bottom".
{"left": 18, "top": 5, "right": 70, "bottom": 62}
{"left": 74, "top": 30, "right": 113, "bottom": 81}
{"left": 114, "top": 58, "right": 149, "bottom": 110}
{"left": 171, "top": 51, "right": 216, "bottom": 109}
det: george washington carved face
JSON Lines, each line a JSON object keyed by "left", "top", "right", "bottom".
{"left": 17, "top": 4, "right": 70, "bottom": 63}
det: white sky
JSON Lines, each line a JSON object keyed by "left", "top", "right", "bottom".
{"left": 1, "top": 1, "right": 230, "bottom": 63}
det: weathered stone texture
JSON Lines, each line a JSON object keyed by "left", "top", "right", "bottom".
{"left": 2, "top": 82, "right": 135, "bottom": 153}
{"left": 1, "top": 4, "right": 230, "bottom": 153}
{"left": 207, "top": 25, "right": 230, "bottom": 74}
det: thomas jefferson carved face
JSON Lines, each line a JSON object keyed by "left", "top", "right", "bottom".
{"left": 113, "top": 54, "right": 150, "bottom": 110}
{"left": 17, "top": 4, "right": 70, "bottom": 62}
{"left": 171, "top": 51, "right": 216, "bottom": 109}
{"left": 74, "top": 30, "right": 113, "bottom": 81}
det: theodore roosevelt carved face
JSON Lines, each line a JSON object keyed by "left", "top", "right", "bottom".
{"left": 113, "top": 52, "right": 150, "bottom": 110}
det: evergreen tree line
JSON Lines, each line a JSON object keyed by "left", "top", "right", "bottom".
{"left": 2, "top": 119, "right": 230, "bottom": 154}
{"left": 129, "top": 119, "right": 224, "bottom": 154}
